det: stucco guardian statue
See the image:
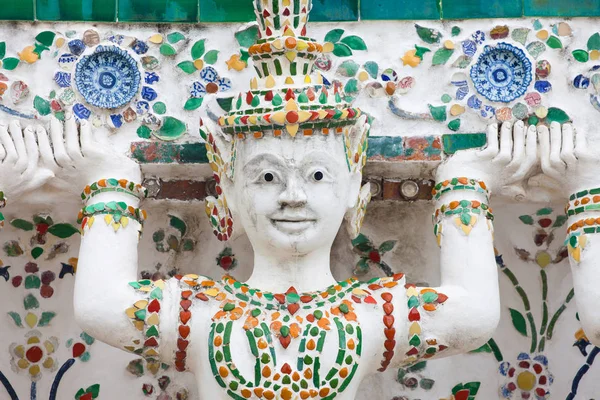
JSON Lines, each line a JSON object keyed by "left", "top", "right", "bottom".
{"left": 4, "top": 1, "right": 598, "bottom": 399}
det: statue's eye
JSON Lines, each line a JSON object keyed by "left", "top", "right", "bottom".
{"left": 313, "top": 171, "right": 324, "bottom": 181}
{"left": 264, "top": 172, "right": 274, "bottom": 182}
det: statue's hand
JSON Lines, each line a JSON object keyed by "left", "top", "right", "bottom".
{"left": 38, "top": 114, "right": 142, "bottom": 194}
{"left": 0, "top": 120, "right": 54, "bottom": 200}
{"left": 436, "top": 121, "right": 537, "bottom": 198}
{"left": 536, "top": 122, "right": 600, "bottom": 195}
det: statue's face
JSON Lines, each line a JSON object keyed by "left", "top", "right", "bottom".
{"left": 229, "top": 133, "right": 361, "bottom": 255}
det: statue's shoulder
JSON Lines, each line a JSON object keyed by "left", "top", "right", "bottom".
{"left": 346, "top": 273, "right": 406, "bottom": 305}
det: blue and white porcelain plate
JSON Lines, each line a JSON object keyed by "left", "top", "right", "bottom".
{"left": 75, "top": 45, "right": 141, "bottom": 109}
{"left": 470, "top": 43, "right": 532, "bottom": 103}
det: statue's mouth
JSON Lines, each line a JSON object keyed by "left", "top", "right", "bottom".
{"left": 270, "top": 218, "right": 317, "bottom": 233}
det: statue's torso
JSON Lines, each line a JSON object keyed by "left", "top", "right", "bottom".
{"left": 179, "top": 274, "right": 408, "bottom": 400}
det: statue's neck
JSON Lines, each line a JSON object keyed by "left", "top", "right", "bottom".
{"left": 245, "top": 247, "right": 336, "bottom": 293}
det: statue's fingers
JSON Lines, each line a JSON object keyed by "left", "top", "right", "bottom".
{"left": 79, "top": 120, "right": 95, "bottom": 157}
{"left": 49, "top": 116, "right": 73, "bottom": 168}
{"left": 64, "top": 112, "right": 83, "bottom": 161}
{"left": 478, "top": 123, "right": 499, "bottom": 160}
{"left": 36, "top": 125, "right": 59, "bottom": 169}
{"left": 560, "top": 123, "right": 577, "bottom": 168}
{"left": 0, "top": 121, "right": 18, "bottom": 164}
{"left": 10, "top": 121, "right": 28, "bottom": 172}
{"left": 23, "top": 125, "right": 39, "bottom": 173}
{"left": 538, "top": 125, "right": 563, "bottom": 181}
{"left": 493, "top": 121, "right": 513, "bottom": 165}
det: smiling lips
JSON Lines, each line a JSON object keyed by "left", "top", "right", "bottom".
{"left": 270, "top": 217, "right": 317, "bottom": 233}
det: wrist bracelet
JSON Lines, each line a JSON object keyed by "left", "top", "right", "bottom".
{"left": 78, "top": 201, "right": 147, "bottom": 232}
{"left": 566, "top": 217, "right": 600, "bottom": 235}
{"left": 565, "top": 188, "right": 600, "bottom": 216}
{"left": 564, "top": 218, "right": 600, "bottom": 262}
{"left": 81, "top": 179, "right": 148, "bottom": 203}
{"left": 432, "top": 199, "right": 494, "bottom": 241}
{"left": 431, "top": 177, "right": 489, "bottom": 202}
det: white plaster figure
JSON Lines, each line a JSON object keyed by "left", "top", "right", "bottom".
{"left": 1, "top": 111, "right": 535, "bottom": 399}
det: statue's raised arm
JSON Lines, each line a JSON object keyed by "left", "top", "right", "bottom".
{"left": 398, "top": 121, "right": 539, "bottom": 367}
{"left": 33, "top": 114, "right": 184, "bottom": 374}
{"left": 537, "top": 122, "right": 600, "bottom": 346}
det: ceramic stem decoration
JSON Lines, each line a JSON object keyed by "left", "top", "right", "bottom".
{"left": 66, "top": 1, "right": 510, "bottom": 399}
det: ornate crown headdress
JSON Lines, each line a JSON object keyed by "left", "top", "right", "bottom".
{"left": 200, "top": 0, "right": 370, "bottom": 240}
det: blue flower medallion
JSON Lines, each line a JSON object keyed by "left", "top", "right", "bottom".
{"left": 74, "top": 45, "right": 141, "bottom": 109}
{"left": 470, "top": 43, "right": 532, "bottom": 103}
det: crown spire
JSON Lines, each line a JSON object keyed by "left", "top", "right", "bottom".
{"left": 216, "top": 0, "right": 365, "bottom": 140}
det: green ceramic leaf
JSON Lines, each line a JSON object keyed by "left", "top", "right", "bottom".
{"left": 35, "top": 31, "right": 56, "bottom": 47}
{"left": 75, "top": 388, "right": 86, "bottom": 399}
{"left": 451, "top": 26, "right": 461, "bottom": 37}
{"left": 80, "top": 332, "right": 95, "bottom": 345}
{"left": 407, "top": 361, "right": 427, "bottom": 372}
{"left": 167, "top": 32, "right": 185, "bottom": 44}
{"left": 48, "top": 223, "right": 79, "bottom": 238}
{"left": 34, "top": 96, "right": 51, "bottom": 116}
{"left": 546, "top": 107, "right": 570, "bottom": 123}
{"left": 340, "top": 35, "right": 367, "bottom": 51}
{"left": 432, "top": 48, "right": 454, "bottom": 65}
{"left": 553, "top": 215, "right": 568, "bottom": 228}
{"left": 3, "top": 58, "right": 19, "bottom": 71}
{"left": 7, "top": 311, "right": 22, "bottom": 327}
{"left": 184, "top": 97, "right": 203, "bottom": 110}
{"left": 11, "top": 219, "right": 34, "bottom": 231}
{"left": 448, "top": 119, "right": 461, "bottom": 131}
{"left": 191, "top": 39, "right": 206, "bottom": 60}
{"left": 509, "top": 308, "right": 528, "bottom": 336}
{"left": 344, "top": 78, "right": 358, "bottom": 95}
{"left": 85, "top": 384, "right": 100, "bottom": 398}
{"left": 25, "top": 275, "right": 41, "bottom": 289}
{"left": 0, "top": 42, "right": 5, "bottom": 59}
{"left": 169, "top": 215, "right": 187, "bottom": 236}
{"left": 546, "top": 36, "right": 562, "bottom": 49}
{"left": 136, "top": 125, "right": 152, "bottom": 139}
{"left": 572, "top": 49, "right": 590, "bottom": 63}
{"left": 363, "top": 61, "right": 378, "bottom": 79}
{"left": 333, "top": 43, "right": 352, "bottom": 57}
{"left": 216, "top": 97, "right": 234, "bottom": 112}
{"left": 31, "top": 247, "right": 43, "bottom": 259}
{"left": 414, "top": 45, "right": 431, "bottom": 59}
{"left": 415, "top": 24, "right": 441, "bottom": 44}
{"left": 519, "top": 215, "right": 534, "bottom": 225}
{"left": 324, "top": 29, "right": 344, "bottom": 43}
{"left": 463, "top": 381, "right": 481, "bottom": 395}
{"left": 588, "top": 32, "right": 600, "bottom": 51}
{"left": 153, "top": 102, "right": 167, "bottom": 115}
{"left": 24, "top": 293, "right": 39, "bottom": 310}
{"left": 204, "top": 50, "right": 219, "bottom": 65}
{"left": 177, "top": 61, "right": 196, "bottom": 74}
{"left": 428, "top": 104, "right": 447, "bottom": 122}
{"left": 536, "top": 207, "right": 552, "bottom": 215}
{"left": 470, "top": 343, "right": 492, "bottom": 353}
{"left": 235, "top": 25, "right": 259, "bottom": 48}
{"left": 159, "top": 44, "right": 177, "bottom": 56}
{"left": 153, "top": 117, "right": 186, "bottom": 141}
{"left": 38, "top": 311, "right": 56, "bottom": 327}
{"left": 337, "top": 60, "right": 359, "bottom": 77}
{"left": 378, "top": 240, "right": 396, "bottom": 253}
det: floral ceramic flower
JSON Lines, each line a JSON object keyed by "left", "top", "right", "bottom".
{"left": 190, "top": 66, "right": 232, "bottom": 98}
{"left": 499, "top": 353, "right": 553, "bottom": 399}
{"left": 9, "top": 330, "right": 58, "bottom": 381}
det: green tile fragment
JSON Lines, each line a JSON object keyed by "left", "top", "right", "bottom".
{"left": 0, "top": 0, "right": 34, "bottom": 20}
{"left": 36, "top": 0, "right": 116, "bottom": 21}
{"left": 442, "top": 133, "right": 486, "bottom": 154}
{"left": 119, "top": 0, "right": 198, "bottom": 22}
{"left": 443, "top": 0, "right": 522, "bottom": 19}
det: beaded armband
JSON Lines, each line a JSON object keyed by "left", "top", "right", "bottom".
{"left": 565, "top": 217, "right": 600, "bottom": 262}
{"left": 77, "top": 201, "right": 147, "bottom": 232}
{"left": 432, "top": 200, "right": 494, "bottom": 245}
{"left": 0, "top": 191, "right": 6, "bottom": 228}
{"left": 431, "top": 177, "right": 489, "bottom": 202}
{"left": 565, "top": 188, "right": 600, "bottom": 216}
{"left": 81, "top": 178, "right": 148, "bottom": 203}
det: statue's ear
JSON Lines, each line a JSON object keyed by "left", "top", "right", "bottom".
{"left": 344, "top": 114, "right": 370, "bottom": 174}
{"left": 200, "top": 119, "right": 243, "bottom": 241}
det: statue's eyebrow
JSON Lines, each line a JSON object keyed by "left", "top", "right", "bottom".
{"left": 243, "top": 153, "right": 286, "bottom": 174}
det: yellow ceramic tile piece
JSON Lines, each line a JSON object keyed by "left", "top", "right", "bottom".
{"left": 125, "top": 307, "right": 138, "bottom": 318}
{"left": 297, "top": 40, "right": 308, "bottom": 51}
{"left": 18, "top": 359, "right": 29, "bottom": 369}
{"left": 44, "top": 340, "right": 55, "bottom": 353}
{"left": 298, "top": 111, "right": 312, "bottom": 122}
{"left": 250, "top": 77, "right": 258, "bottom": 90}
{"left": 134, "top": 300, "right": 149, "bottom": 309}
{"left": 272, "top": 39, "right": 283, "bottom": 50}
{"left": 112, "top": 222, "right": 121, "bottom": 232}
{"left": 145, "top": 348, "right": 159, "bottom": 357}
{"left": 266, "top": 75, "right": 276, "bottom": 88}
{"left": 536, "top": 30, "right": 549, "bottom": 40}
{"left": 18, "top": 46, "right": 39, "bottom": 63}
{"left": 401, "top": 49, "right": 421, "bottom": 67}
{"left": 87, "top": 216, "right": 94, "bottom": 228}
{"left": 121, "top": 217, "right": 129, "bottom": 228}
{"left": 358, "top": 71, "right": 369, "bottom": 81}
{"left": 149, "top": 34, "right": 163, "bottom": 44}
{"left": 134, "top": 320, "right": 145, "bottom": 331}
{"left": 450, "top": 104, "right": 465, "bottom": 116}
{"left": 271, "top": 112, "right": 286, "bottom": 124}
{"left": 205, "top": 288, "right": 220, "bottom": 297}
{"left": 286, "top": 124, "right": 299, "bottom": 137}
{"left": 591, "top": 50, "right": 600, "bottom": 60}
{"left": 104, "top": 215, "right": 112, "bottom": 225}
{"left": 322, "top": 42, "right": 334, "bottom": 53}
{"left": 25, "top": 312, "right": 37, "bottom": 328}
{"left": 194, "top": 59, "right": 204, "bottom": 70}
{"left": 444, "top": 40, "right": 455, "bottom": 50}
{"left": 285, "top": 99, "right": 298, "bottom": 111}
{"left": 147, "top": 313, "right": 160, "bottom": 325}
{"left": 285, "top": 76, "right": 295, "bottom": 84}
{"left": 304, "top": 75, "right": 311, "bottom": 83}
{"left": 29, "top": 365, "right": 40, "bottom": 376}
{"left": 55, "top": 37, "right": 65, "bottom": 48}
{"left": 406, "top": 286, "right": 418, "bottom": 297}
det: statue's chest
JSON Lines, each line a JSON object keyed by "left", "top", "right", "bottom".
{"left": 192, "top": 277, "right": 371, "bottom": 400}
